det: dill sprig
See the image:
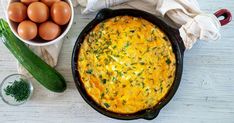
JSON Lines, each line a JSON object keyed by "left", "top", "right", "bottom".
{"left": 4, "top": 79, "right": 30, "bottom": 102}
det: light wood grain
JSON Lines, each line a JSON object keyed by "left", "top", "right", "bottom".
{"left": 0, "top": 0, "right": 234, "bottom": 123}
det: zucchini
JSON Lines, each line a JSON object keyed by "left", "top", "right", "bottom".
{"left": 0, "top": 19, "right": 66, "bottom": 93}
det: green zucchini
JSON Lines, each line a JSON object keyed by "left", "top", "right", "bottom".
{"left": 0, "top": 19, "right": 66, "bottom": 93}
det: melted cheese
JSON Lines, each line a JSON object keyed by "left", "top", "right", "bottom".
{"left": 78, "top": 16, "right": 176, "bottom": 114}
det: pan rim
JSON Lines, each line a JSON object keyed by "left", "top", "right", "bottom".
{"left": 71, "top": 8, "right": 184, "bottom": 120}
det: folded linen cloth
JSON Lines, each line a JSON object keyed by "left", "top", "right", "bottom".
{"left": 75, "top": 0, "right": 221, "bottom": 49}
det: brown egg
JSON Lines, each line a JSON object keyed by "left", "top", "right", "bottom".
{"left": 41, "top": 0, "right": 61, "bottom": 7}
{"left": 27, "top": 2, "right": 49, "bottom": 23}
{"left": 8, "top": 2, "right": 27, "bottom": 22}
{"left": 20, "top": 0, "right": 39, "bottom": 5}
{"left": 51, "top": 1, "right": 71, "bottom": 25}
{"left": 39, "top": 21, "right": 61, "bottom": 41}
{"left": 18, "top": 20, "right": 38, "bottom": 40}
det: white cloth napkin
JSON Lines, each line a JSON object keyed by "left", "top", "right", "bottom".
{"left": 75, "top": 0, "right": 221, "bottom": 49}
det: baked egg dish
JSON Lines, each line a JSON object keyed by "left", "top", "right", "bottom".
{"left": 77, "top": 16, "right": 176, "bottom": 114}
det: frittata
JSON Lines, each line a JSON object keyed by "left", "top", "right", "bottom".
{"left": 78, "top": 16, "right": 176, "bottom": 114}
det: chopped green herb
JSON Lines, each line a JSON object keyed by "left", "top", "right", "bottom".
{"left": 116, "top": 30, "right": 120, "bottom": 36}
{"left": 124, "top": 41, "right": 131, "bottom": 48}
{"left": 130, "top": 63, "right": 137, "bottom": 65}
{"left": 163, "top": 36, "right": 169, "bottom": 41}
{"left": 159, "top": 81, "right": 163, "bottom": 93}
{"left": 104, "top": 58, "right": 109, "bottom": 65}
{"left": 78, "top": 58, "right": 84, "bottom": 61}
{"left": 4, "top": 79, "right": 30, "bottom": 102}
{"left": 93, "top": 50, "right": 99, "bottom": 54}
{"left": 112, "top": 77, "right": 117, "bottom": 82}
{"left": 137, "top": 34, "right": 141, "bottom": 39}
{"left": 140, "top": 62, "right": 145, "bottom": 65}
{"left": 166, "top": 84, "right": 171, "bottom": 88}
{"left": 160, "top": 86, "right": 163, "bottom": 93}
{"left": 105, "top": 88, "right": 109, "bottom": 93}
{"left": 152, "top": 47, "right": 157, "bottom": 50}
{"left": 100, "top": 93, "right": 104, "bottom": 99}
{"left": 137, "top": 70, "right": 144, "bottom": 76}
{"left": 113, "top": 91, "right": 118, "bottom": 96}
{"left": 116, "top": 71, "right": 123, "bottom": 77}
{"left": 108, "top": 55, "right": 118, "bottom": 61}
{"left": 106, "top": 41, "right": 112, "bottom": 45}
{"left": 130, "top": 30, "right": 135, "bottom": 33}
{"left": 141, "top": 82, "right": 145, "bottom": 88}
{"left": 86, "top": 69, "right": 93, "bottom": 74}
{"left": 122, "top": 100, "right": 126, "bottom": 105}
{"left": 104, "top": 103, "right": 110, "bottom": 108}
{"left": 166, "top": 58, "right": 171, "bottom": 65}
{"left": 99, "top": 22, "right": 105, "bottom": 28}
{"left": 102, "top": 79, "right": 107, "bottom": 84}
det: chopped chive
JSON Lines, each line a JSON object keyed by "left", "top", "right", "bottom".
{"left": 166, "top": 58, "right": 171, "bottom": 65}
{"left": 152, "top": 47, "right": 157, "bottom": 50}
{"left": 105, "top": 88, "right": 109, "bottom": 93}
{"left": 116, "top": 70, "right": 123, "bottom": 77}
{"left": 131, "top": 63, "right": 137, "bottom": 65}
{"left": 106, "top": 41, "right": 112, "bottom": 45}
{"left": 112, "top": 77, "right": 117, "bottom": 82}
{"left": 99, "top": 75, "right": 102, "bottom": 79}
{"left": 102, "top": 79, "right": 107, "bottom": 84}
{"left": 100, "top": 93, "right": 104, "bottom": 99}
{"left": 163, "top": 36, "right": 169, "bottom": 41}
{"left": 141, "top": 82, "right": 145, "bottom": 88}
{"left": 113, "top": 91, "right": 118, "bottom": 96}
{"left": 137, "top": 70, "right": 144, "bottom": 76}
{"left": 104, "top": 103, "right": 110, "bottom": 108}
{"left": 104, "top": 58, "right": 109, "bottom": 65}
{"left": 122, "top": 100, "right": 126, "bottom": 105}
{"left": 124, "top": 41, "right": 131, "bottom": 48}
{"left": 117, "top": 30, "right": 120, "bottom": 36}
{"left": 130, "top": 30, "right": 135, "bottom": 33}
{"left": 140, "top": 62, "right": 145, "bottom": 65}
{"left": 86, "top": 69, "right": 93, "bottom": 74}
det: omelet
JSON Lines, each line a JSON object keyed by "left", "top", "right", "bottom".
{"left": 78, "top": 16, "right": 176, "bottom": 114}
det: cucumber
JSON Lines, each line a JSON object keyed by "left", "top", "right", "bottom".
{"left": 0, "top": 19, "right": 66, "bottom": 93}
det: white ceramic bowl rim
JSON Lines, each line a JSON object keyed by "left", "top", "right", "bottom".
{"left": 6, "top": 0, "right": 74, "bottom": 46}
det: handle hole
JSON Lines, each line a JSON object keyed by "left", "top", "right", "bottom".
{"left": 217, "top": 13, "right": 229, "bottom": 21}
{"left": 217, "top": 15, "right": 225, "bottom": 21}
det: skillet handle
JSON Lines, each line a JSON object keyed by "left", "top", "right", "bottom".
{"left": 95, "top": 8, "right": 113, "bottom": 21}
{"left": 214, "top": 9, "right": 232, "bottom": 26}
{"left": 142, "top": 109, "right": 160, "bottom": 120}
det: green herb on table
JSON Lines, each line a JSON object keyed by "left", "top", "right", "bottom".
{"left": 4, "top": 79, "right": 30, "bottom": 102}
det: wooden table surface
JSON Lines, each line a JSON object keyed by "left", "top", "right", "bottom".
{"left": 0, "top": 0, "right": 234, "bottom": 123}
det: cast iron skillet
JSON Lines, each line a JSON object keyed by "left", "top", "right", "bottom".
{"left": 71, "top": 8, "right": 232, "bottom": 120}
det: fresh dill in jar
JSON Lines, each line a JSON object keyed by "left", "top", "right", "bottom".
{"left": 4, "top": 79, "right": 30, "bottom": 102}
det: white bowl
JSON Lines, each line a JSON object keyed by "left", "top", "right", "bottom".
{"left": 6, "top": 0, "right": 74, "bottom": 46}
